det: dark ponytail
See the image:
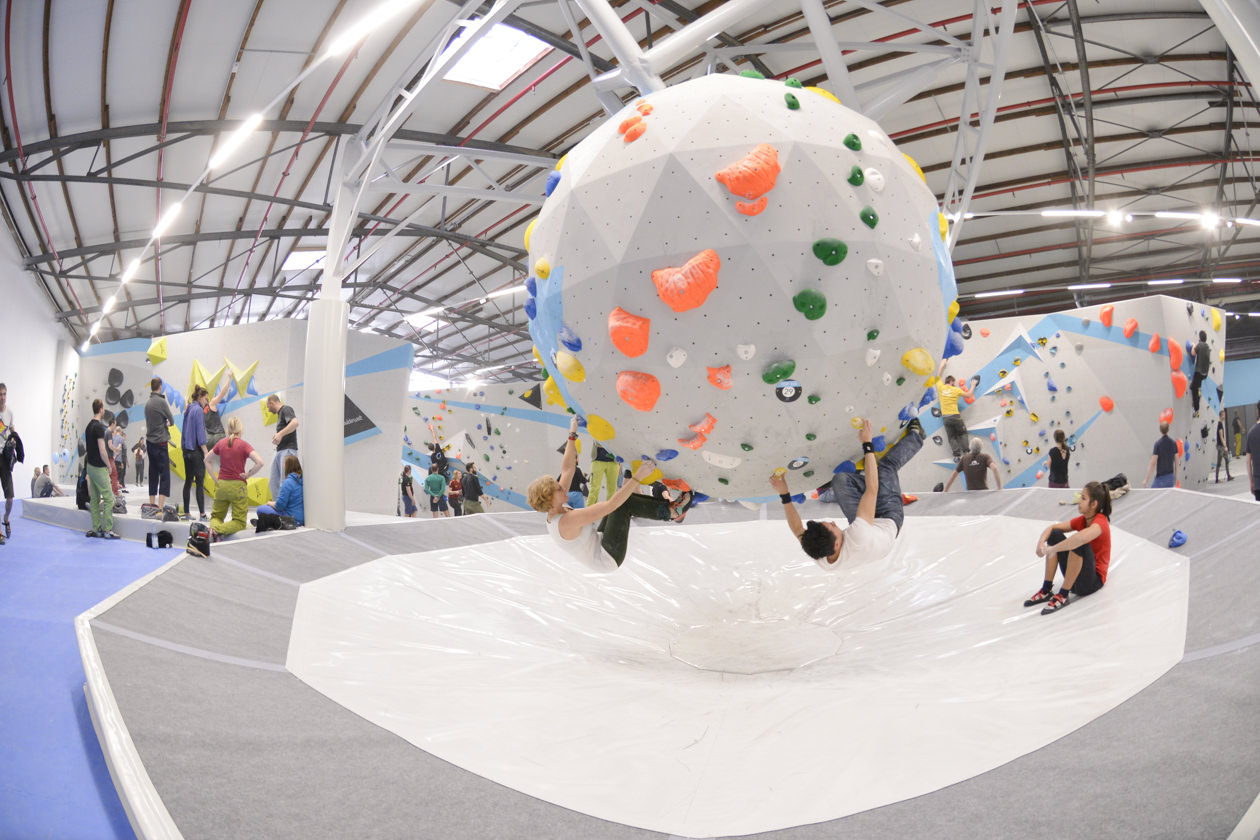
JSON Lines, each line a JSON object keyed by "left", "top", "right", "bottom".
{"left": 1081, "top": 480, "right": 1111, "bottom": 520}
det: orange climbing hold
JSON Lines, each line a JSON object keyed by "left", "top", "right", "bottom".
{"left": 715, "top": 144, "right": 781, "bottom": 200}
{"left": 1149, "top": 333, "right": 1161, "bottom": 353}
{"left": 634, "top": 100, "right": 653, "bottom": 115}
{"left": 1099, "top": 396, "right": 1115, "bottom": 412}
{"left": 623, "top": 122, "right": 646, "bottom": 143}
{"left": 1171, "top": 370, "right": 1188, "bottom": 399}
{"left": 689, "top": 413, "right": 717, "bottom": 436}
{"left": 608, "top": 307, "right": 650, "bottom": 357}
{"left": 1176, "top": 438, "right": 1185, "bottom": 457}
{"left": 1159, "top": 407, "right": 1174, "bottom": 424}
{"left": 1100, "top": 305, "right": 1114, "bottom": 327}
{"left": 618, "top": 115, "right": 642, "bottom": 135}
{"left": 678, "top": 432, "right": 707, "bottom": 450}
{"left": 1168, "top": 341, "right": 1183, "bottom": 370}
{"left": 1122, "top": 317, "right": 1138, "bottom": 338}
{"left": 736, "top": 196, "right": 769, "bottom": 216}
{"left": 706, "top": 365, "right": 733, "bottom": 390}
{"left": 616, "top": 371, "right": 660, "bottom": 412}
{"left": 652, "top": 249, "right": 721, "bottom": 313}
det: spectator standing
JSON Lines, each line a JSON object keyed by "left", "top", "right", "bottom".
{"left": 1234, "top": 414, "right": 1245, "bottom": 458}
{"left": 448, "top": 469, "right": 464, "bottom": 516}
{"left": 131, "top": 439, "right": 146, "bottom": 486}
{"left": 253, "top": 455, "right": 304, "bottom": 532}
{"left": 181, "top": 387, "right": 210, "bottom": 520}
{"left": 265, "top": 394, "right": 299, "bottom": 502}
{"left": 207, "top": 416, "right": 264, "bottom": 538}
{"left": 114, "top": 428, "right": 128, "bottom": 484}
{"left": 84, "top": 398, "right": 118, "bottom": 539}
{"left": 1189, "top": 330, "right": 1211, "bottom": 415}
{"left": 1046, "top": 429, "right": 1070, "bottom": 488}
{"left": 399, "top": 465, "right": 418, "bottom": 517}
{"left": 105, "top": 415, "right": 123, "bottom": 498}
{"left": 144, "top": 378, "right": 175, "bottom": 514}
{"left": 1143, "top": 421, "right": 1181, "bottom": 488}
{"left": 943, "top": 438, "right": 1002, "bottom": 492}
{"left": 424, "top": 464, "right": 450, "bottom": 518}
{"left": 0, "top": 382, "right": 16, "bottom": 542}
{"left": 586, "top": 443, "right": 618, "bottom": 505}
{"left": 461, "top": 463, "right": 487, "bottom": 514}
{"left": 1215, "top": 409, "right": 1234, "bottom": 483}
{"left": 1246, "top": 402, "right": 1260, "bottom": 503}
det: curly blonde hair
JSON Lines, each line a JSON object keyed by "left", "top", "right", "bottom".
{"left": 526, "top": 475, "right": 561, "bottom": 512}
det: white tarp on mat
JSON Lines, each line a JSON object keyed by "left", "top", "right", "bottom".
{"left": 286, "top": 515, "right": 1188, "bottom": 837}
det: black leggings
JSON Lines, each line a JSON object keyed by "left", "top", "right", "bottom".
{"left": 597, "top": 493, "right": 672, "bottom": 566}
{"left": 147, "top": 441, "right": 170, "bottom": 498}
{"left": 1047, "top": 528, "right": 1102, "bottom": 596}
{"left": 182, "top": 448, "right": 207, "bottom": 515}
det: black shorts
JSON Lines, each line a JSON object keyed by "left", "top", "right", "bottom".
{"left": 0, "top": 460, "right": 12, "bottom": 499}
{"left": 429, "top": 494, "right": 448, "bottom": 512}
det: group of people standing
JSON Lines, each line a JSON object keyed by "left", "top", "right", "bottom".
{"left": 399, "top": 429, "right": 486, "bottom": 518}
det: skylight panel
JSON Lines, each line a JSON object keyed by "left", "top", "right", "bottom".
{"left": 440, "top": 22, "right": 552, "bottom": 91}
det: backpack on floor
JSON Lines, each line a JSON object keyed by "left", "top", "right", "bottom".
{"left": 76, "top": 468, "right": 89, "bottom": 511}
{"left": 113, "top": 497, "right": 127, "bottom": 515}
{"left": 186, "top": 522, "right": 211, "bottom": 558}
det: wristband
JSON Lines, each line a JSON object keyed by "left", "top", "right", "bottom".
{"left": 567, "top": 433, "right": 578, "bottom": 441}
{"left": 862, "top": 442, "right": 876, "bottom": 455}
{"left": 779, "top": 493, "right": 793, "bottom": 504}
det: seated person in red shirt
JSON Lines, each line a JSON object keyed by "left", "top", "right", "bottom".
{"left": 1023, "top": 481, "right": 1112, "bottom": 615}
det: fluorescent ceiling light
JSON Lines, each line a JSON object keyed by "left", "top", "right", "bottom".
{"left": 440, "top": 22, "right": 551, "bottom": 91}
{"left": 1201, "top": 211, "right": 1220, "bottom": 229}
{"left": 80, "top": 340, "right": 89, "bottom": 352}
{"left": 1106, "top": 210, "right": 1131, "bottom": 225}
{"left": 89, "top": 321, "right": 100, "bottom": 336}
{"left": 404, "top": 311, "right": 443, "bottom": 331}
{"left": 102, "top": 295, "right": 116, "bottom": 313}
{"left": 1068, "top": 283, "right": 1111, "bottom": 290}
{"left": 327, "top": 0, "right": 422, "bottom": 56}
{"left": 120, "top": 259, "right": 140, "bottom": 284}
{"left": 208, "top": 113, "right": 264, "bottom": 170}
{"left": 1234, "top": 217, "right": 1260, "bottom": 227}
{"left": 409, "top": 370, "right": 450, "bottom": 392}
{"left": 1250, "top": 312, "right": 1260, "bottom": 318}
{"left": 1153, "top": 211, "right": 1202, "bottom": 221}
{"left": 973, "top": 289, "right": 1024, "bottom": 298}
{"left": 152, "top": 202, "right": 183, "bottom": 238}
{"left": 1041, "top": 209, "right": 1105, "bottom": 218}
{"left": 1148, "top": 279, "right": 1184, "bottom": 286}
{"left": 281, "top": 250, "right": 326, "bottom": 273}
{"left": 485, "top": 284, "right": 526, "bottom": 300}
{"left": 1212, "top": 277, "right": 1242, "bottom": 284}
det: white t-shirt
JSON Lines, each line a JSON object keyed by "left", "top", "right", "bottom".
{"left": 546, "top": 510, "right": 619, "bottom": 572}
{"left": 0, "top": 407, "right": 12, "bottom": 443}
{"left": 833, "top": 517, "right": 899, "bottom": 566}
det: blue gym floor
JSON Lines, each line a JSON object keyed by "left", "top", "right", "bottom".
{"left": 0, "top": 501, "right": 178, "bottom": 840}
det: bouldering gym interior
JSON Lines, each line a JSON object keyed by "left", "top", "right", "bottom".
{"left": 4, "top": 1, "right": 1260, "bottom": 838}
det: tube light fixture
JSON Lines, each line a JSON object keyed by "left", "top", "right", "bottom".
{"left": 208, "top": 113, "right": 264, "bottom": 170}
{"left": 1212, "top": 278, "right": 1242, "bottom": 284}
{"left": 102, "top": 295, "right": 116, "bottom": 313}
{"left": 152, "top": 202, "right": 183, "bottom": 238}
{"left": 120, "top": 259, "right": 140, "bottom": 284}
{"left": 1041, "top": 209, "right": 1105, "bottom": 218}
{"left": 80, "top": 340, "right": 89, "bottom": 352}
{"left": 326, "top": 0, "right": 422, "bottom": 56}
{"left": 1153, "top": 211, "right": 1202, "bottom": 221}
{"left": 973, "top": 289, "right": 1024, "bottom": 298}
{"left": 1147, "top": 279, "right": 1184, "bottom": 286}
{"left": 1234, "top": 217, "right": 1260, "bottom": 227}
{"left": 485, "top": 284, "right": 526, "bottom": 299}
{"left": 1201, "top": 211, "right": 1220, "bottom": 229}
{"left": 89, "top": 321, "right": 100, "bottom": 336}
{"left": 1068, "top": 283, "right": 1111, "bottom": 290}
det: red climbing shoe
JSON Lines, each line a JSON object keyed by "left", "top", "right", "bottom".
{"left": 901, "top": 494, "right": 918, "bottom": 505}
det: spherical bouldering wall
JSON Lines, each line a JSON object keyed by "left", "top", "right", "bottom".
{"left": 526, "top": 73, "right": 958, "bottom": 499}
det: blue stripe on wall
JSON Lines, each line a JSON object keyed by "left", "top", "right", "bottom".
{"left": 346, "top": 344, "right": 413, "bottom": 378}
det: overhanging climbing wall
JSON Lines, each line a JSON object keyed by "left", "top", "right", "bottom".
{"left": 900, "top": 294, "right": 1228, "bottom": 493}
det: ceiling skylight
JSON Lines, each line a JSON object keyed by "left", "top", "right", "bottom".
{"left": 281, "top": 250, "right": 326, "bottom": 273}
{"left": 440, "top": 22, "right": 551, "bottom": 91}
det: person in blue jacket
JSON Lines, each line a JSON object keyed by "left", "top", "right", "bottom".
{"left": 252, "top": 454, "right": 303, "bottom": 532}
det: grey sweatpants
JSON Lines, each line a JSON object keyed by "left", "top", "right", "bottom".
{"left": 827, "top": 430, "right": 924, "bottom": 533}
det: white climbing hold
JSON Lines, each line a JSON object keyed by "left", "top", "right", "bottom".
{"left": 864, "top": 168, "right": 885, "bottom": 192}
{"left": 736, "top": 343, "right": 756, "bottom": 361}
{"left": 865, "top": 347, "right": 881, "bottom": 366}
{"left": 910, "top": 232, "right": 922, "bottom": 251}
{"left": 882, "top": 372, "right": 892, "bottom": 385}
{"left": 666, "top": 347, "right": 688, "bottom": 368}
{"left": 866, "top": 258, "right": 884, "bottom": 277}
{"left": 846, "top": 405, "right": 855, "bottom": 413}
{"left": 701, "top": 450, "right": 742, "bottom": 469}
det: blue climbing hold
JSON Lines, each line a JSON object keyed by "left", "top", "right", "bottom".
{"left": 943, "top": 330, "right": 965, "bottom": 358}
{"left": 1046, "top": 377, "right": 1057, "bottom": 392}
{"left": 792, "top": 493, "right": 807, "bottom": 505}
{"left": 691, "top": 492, "right": 710, "bottom": 504}
{"left": 524, "top": 297, "right": 537, "bottom": 320}
{"left": 545, "top": 170, "right": 562, "bottom": 197}
{"left": 557, "top": 325, "right": 582, "bottom": 352}
{"left": 871, "top": 434, "right": 886, "bottom": 452}
{"left": 898, "top": 405, "right": 916, "bottom": 423}
{"left": 918, "top": 389, "right": 937, "bottom": 409}
{"left": 1168, "top": 529, "right": 1187, "bottom": 548}
{"left": 525, "top": 275, "right": 537, "bottom": 296}
{"left": 834, "top": 461, "right": 857, "bottom": 474}
{"left": 655, "top": 449, "right": 679, "bottom": 461}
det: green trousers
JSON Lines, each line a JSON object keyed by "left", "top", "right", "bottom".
{"left": 586, "top": 460, "right": 619, "bottom": 505}
{"left": 210, "top": 479, "right": 249, "bottom": 536}
{"left": 87, "top": 464, "right": 114, "bottom": 533}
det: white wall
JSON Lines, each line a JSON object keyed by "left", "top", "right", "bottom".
{"left": 0, "top": 234, "right": 76, "bottom": 488}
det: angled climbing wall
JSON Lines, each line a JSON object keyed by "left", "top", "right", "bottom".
{"left": 900, "top": 294, "right": 1228, "bottom": 493}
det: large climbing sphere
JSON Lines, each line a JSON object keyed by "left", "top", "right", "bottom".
{"left": 526, "top": 73, "right": 958, "bottom": 499}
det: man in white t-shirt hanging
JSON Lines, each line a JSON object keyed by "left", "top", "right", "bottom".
{"left": 771, "top": 415, "right": 925, "bottom": 568}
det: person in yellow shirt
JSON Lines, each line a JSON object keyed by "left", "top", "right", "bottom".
{"left": 936, "top": 359, "right": 973, "bottom": 462}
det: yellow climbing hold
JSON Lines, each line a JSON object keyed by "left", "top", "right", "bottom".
{"left": 938, "top": 212, "right": 949, "bottom": 242}
{"left": 850, "top": 416, "right": 864, "bottom": 429}
{"left": 947, "top": 299, "right": 960, "bottom": 323}
{"left": 630, "top": 458, "right": 663, "bottom": 485}
{"left": 541, "top": 375, "right": 566, "bottom": 407}
{"left": 534, "top": 258, "right": 551, "bottom": 279}
{"left": 556, "top": 153, "right": 567, "bottom": 171}
{"left": 532, "top": 345, "right": 544, "bottom": 367}
{"left": 1212, "top": 307, "right": 1222, "bottom": 331}
{"left": 524, "top": 217, "right": 537, "bottom": 251}
{"left": 903, "top": 153, "right": 926, "bottom": 183}
{"left": 1219, "top": 348, "right": 1226, "bottom": 362}
{"left": 585, "top": 414, "right": 615, "bottom": 441}
{"left": 146, "top": 336, "right": 168, "bottom": 366}
{"left": 226, "top": 357, "right": 259, "bottom": 399}
{"left": 554, "top": 350, "right": 586, "bottom": 382}
{"left": 261, "top": 398, "right": 279, "bottom": 426}
{"left": 901, "top": 347, "right": 934, "bottom": 375}
{"left": 806, "top": 86, "right": 841, "bottom": 105}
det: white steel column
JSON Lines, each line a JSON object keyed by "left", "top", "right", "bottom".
{"left": 1200, "top": 0, "right": 1260, "bottom": 95}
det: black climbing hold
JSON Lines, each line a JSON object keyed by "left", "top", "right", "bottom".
{"left": 788, "top": 457, "right": 810, "bottom": 470}
{"left": 776, "top": 380, "right": 803, "bottom": 402}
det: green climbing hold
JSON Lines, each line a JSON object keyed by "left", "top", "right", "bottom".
{"left": 803, "top": 470, "right": 814, "bottom": 478}
{"left": 718, "top": 477, "right": 730, "bottom": 485}
{"left": 847, "top": 165, "right": 864, "bottom": 186}
{"left": 740, "top": 69, "right": 766, "bottom": 80}
{"left": 805, "top": 433, "right": 817, "bottom": 441}
{"left": 792, "top": 289, "right": 827, "bottom": 320}
{"left": 811, "top": 238, "right": 848, "bottom": 266}
{"left": 508, "top": 389, "right": 514, "bottom": 394}
{"left": 785, "top": 77, "right": 803, "bottom": 89}
{"left": 785, "top": 93, "right": 800, "bottom": 110}
{"left": 860, "top": 206, "right": 879, "bottom": 228}
{"left": 741, "top": 443, "right": 754, "bottom": 452}
{"left": 867, "top": 329, "right": 880, "bottom": 341}
{"left": 808, "top": 394, "right": 821, "bottom": 405}
{"left": 495, "top": 428, "right": 501, "bottom": 435}
{"left": 896, "top": 376, "right": 906, "bottom": 386}
{"left": 484, "top": 454, "right": 491, "bottom": 462}
{"left": 844, "top": 133, "right": 862, "bottom": 151}
{"left": 762, "top": 359, "right": 797, "bottom": 384}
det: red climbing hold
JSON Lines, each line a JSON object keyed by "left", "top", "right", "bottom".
{"left": 689, "top": 413, "right": 717, "bottom": 436}
{"left": 678, "top": 432, "right": 707, "bottom": 450}
{"left": 1171, "top": 370, "right": 1188, "bottom": 399}
{"left": 1148, "top": 333, "right": 1161, "bottom": 353}
{"left": 1159, "top": 407, "right": 1174, "bottom": 424}
{"left": 652, "top": 249, "right": 721, "bottom": 313}
{"left": 1100, "top": 305, "right": 1114, "bottom": 328}
{"left": 1168, "top": 341, "right": 1183, "bottom": 370}
{"left": 706, "top": 365, "right": 733, "bottom": 390}
{"left": 1099, "top": 396, "right": 1115, "bottom": 412}
{"left": 715, "top": 144, "right": 781, "bottom": 200}
{"left": 608, "top": 307, "right": 650, "bottom": 358}
{"left": 736, "top": 196, "right": 769, "bottom": 216}
{"left": 1123, "top": 318, "right": 1138, "bottom": 338}
{"left": 618, "top": 115, "right": 642, "bottom": 135}
{"left": 616, "top": 371, "right": 661, "bottom": 412}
